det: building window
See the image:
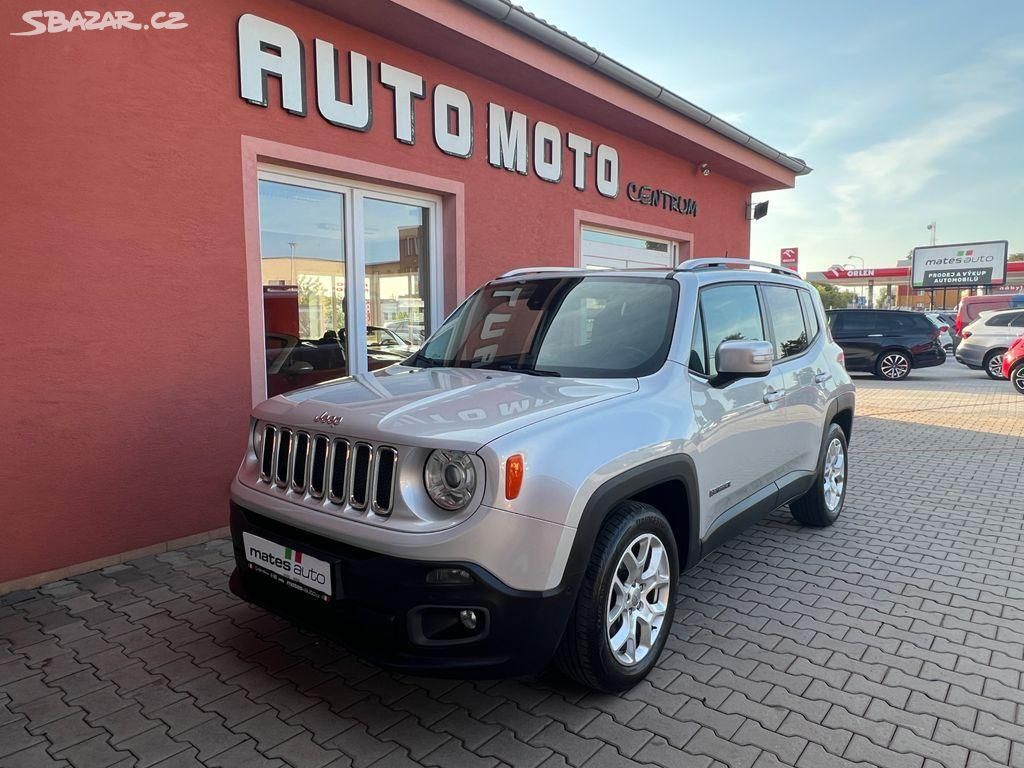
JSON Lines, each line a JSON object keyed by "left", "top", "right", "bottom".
{"left": 257, "top": 169, "right": 440, "bottom": 398}
{"left": 580, "top": 226, "right": 676, "bottom": 270}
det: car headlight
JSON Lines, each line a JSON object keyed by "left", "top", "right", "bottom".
{"left": 424, "top": 450, "right": 477, "bottom": 511}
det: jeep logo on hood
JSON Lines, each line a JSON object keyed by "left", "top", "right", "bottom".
{"left": 313, "top": 411, "right": 343, "bottom": 426}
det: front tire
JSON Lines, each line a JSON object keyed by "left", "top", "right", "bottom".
{"left": 790, "top": 423, "right": 848, "bottom": 527}
{"left": 984, "top": 349, "right": 1007, "bottom": 380}
{"left": 556, "top": 501, "right": 678, "bottom": 692}
{"left": 875, "top": 351, "right": 911, "bottom": 380}
{"left": 1011, "top": 362, "right": 1024, "bottom": 395}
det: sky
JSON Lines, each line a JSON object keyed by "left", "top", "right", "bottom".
{"left": 518, "top": 0, "right": 1024, "bottom": 275}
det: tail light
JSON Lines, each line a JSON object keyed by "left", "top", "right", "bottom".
{"left": 939, "top": 325, "right": 948, "bottom": 333}
{"left": 962, "top": 330, "right": 973, "bottom": 339}
{"left": 837, "top": 349, "right": 845, "bottom": 367}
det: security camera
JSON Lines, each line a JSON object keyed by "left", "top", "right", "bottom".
{"left": 699, "top": 163, "right": 711, "bottom": 177}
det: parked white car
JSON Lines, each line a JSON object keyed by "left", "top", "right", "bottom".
{"left": 924, "top": 312, "right": 954, "bottom": 353}
{"left": 954, "top": 308, "right": 1024, "bottom": 379}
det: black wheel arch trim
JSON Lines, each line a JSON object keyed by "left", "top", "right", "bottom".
{"left": 561, "top": 455, "right": 701, "bottom": 595}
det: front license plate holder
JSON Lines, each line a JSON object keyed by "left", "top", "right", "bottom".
{"left": 242, "top": 532, "right": 335, "bottom": 602}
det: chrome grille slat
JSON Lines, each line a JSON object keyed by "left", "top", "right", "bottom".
{"left": 290, "top": 432, "right": 310, "bottom": 493}
{"left": 259, "top": 426, "right": 276, "bottom": 481}
{"left": 350, "top": 443, "right": 373, "bottom": 510}
{"left": 274, "top": 429, "right": 292, "bottom": 487}
{"left": 372, "top": 447, "right": 398, "bottom": 515}
{"left": 255, "top": 423, "right": 398, "bottom": 516}
{"left": 309, "top": 436, "right": 329, "bottom": 498}
{"left": 328, "top": 439, "right": 351, "bottom": 505}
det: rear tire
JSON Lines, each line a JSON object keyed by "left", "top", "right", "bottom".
{"left": 790, "top": 423, "right": 848, "bottom": 527}
{"left": 875, "top": 351, "right": 911, "bottom": 380}
{"left": 1011, "top": 362, "right": 1024, "bottom": 395}
{"left": 984, "top": 349, "right": 1007, "bottom": 380}
{"left": 556, "top": 501, "right": 678, "bottom": 692}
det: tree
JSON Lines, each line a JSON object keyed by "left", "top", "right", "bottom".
{"left": 1009, "top": 252, "right": 1023, "bottom": 262}
{"left": 812, "top": 282, "right": 858, "bottom": 310}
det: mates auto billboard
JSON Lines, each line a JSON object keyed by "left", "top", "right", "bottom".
{"left": 911, "top": 241, "right": 1008, "bottom": 288}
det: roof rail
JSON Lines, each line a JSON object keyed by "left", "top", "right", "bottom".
{"left": 497, "top": 266, "right": 588, "bottom": 279}
{"left": 674, "top": 258, "right": 800, "bottom": 278}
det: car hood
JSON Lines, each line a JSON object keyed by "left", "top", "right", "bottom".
{"left": 253, "top": 365, "right": 638, "bottom": 451}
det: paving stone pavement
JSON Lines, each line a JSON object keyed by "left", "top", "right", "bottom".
{"left": 3, "top": 361, "right": 1024, "bottom": 768}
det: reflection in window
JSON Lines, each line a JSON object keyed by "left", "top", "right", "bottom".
{"left": 763, "top": 286, "right": 808, "bottom": 359}
{"left": 258, "top": 180, "right": 348, "bottom": 396}
{"left": 699, "top": 284, "right": 765, "bottom": 378}
{"left": 363, "top": 199, "right": 430, "bottom": 369}
{"left": 799, "top": 290, "right": 820, "bottom": 341}
{"left": 580, "top": 227, "right": 674, "bottom": 269}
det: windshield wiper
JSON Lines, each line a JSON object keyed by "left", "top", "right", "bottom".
{"left": 480, "top": 363, "right": 561, "bottom": 377}
{"left": 406, "top": 352, "right": 447, "bottom": 368}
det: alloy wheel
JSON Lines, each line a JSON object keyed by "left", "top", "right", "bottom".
{"left": 1013, "top": 365, "right": 1024, "bottom": 394}
{"left": 880, "top": 354, "right": 909, "bottom": 380}
{"left": 822, "top": 437, "right": 846, "bottom": 512}
{"left": 988, "top": 354, "right": 1005, "bottom": 379}
{"left": 606, "top": 533, "right": 671, "bottom": 666}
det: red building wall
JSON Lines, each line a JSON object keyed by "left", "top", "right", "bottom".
{"left": 1, "top": 0, "right": 766, "bottom": 583}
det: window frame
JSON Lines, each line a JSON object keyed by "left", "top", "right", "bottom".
{"left": 757, "top": 286, "right": 811, "bottom": 364}
{"left": 256, "top": 165, "right": 444, "bottom": 386}
{"left": 689, "top": 280, "right": 767, "bottom": 381}
{"left": 798, "top": 289, "right": 822, "bottom": 346}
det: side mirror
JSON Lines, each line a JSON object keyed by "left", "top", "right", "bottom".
{"left": 716, "top": 339, "right": 773, "bottom": 379}
{"left": 284, "top": 360, "right": 314, "bottom": 377}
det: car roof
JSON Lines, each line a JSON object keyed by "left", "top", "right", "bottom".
{"left": 489, "top": 262, "right": 809, "bottom": 289}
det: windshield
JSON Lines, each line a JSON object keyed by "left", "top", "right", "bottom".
{"left": 408, "top": 276, "right": 678, "bottom": 378}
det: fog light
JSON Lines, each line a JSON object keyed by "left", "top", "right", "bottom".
{"left": 426, "top": 567, "right": 473, "bottom": 585}
{"left": 459, "top": 609, "right": 478, "bottom": 630}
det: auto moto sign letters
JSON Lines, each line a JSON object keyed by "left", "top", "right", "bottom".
{"left": 911, "top": 240, "right": 1008, "bottom": 288}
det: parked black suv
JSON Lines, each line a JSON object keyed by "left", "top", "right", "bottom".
{"left": 826, "top": 309, "right": 946, "bottom": 380}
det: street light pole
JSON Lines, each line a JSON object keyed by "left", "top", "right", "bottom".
{"left": 926, "top": 223, "right": 936, "bottom": 246}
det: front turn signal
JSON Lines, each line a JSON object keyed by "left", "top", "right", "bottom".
{"left": 505, "top": 454, "right": 524, "bottom": 500}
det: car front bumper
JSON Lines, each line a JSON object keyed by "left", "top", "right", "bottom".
{"left": 228, "top": 502, "right": 575, "bottom": 677}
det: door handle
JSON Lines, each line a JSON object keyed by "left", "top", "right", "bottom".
{"left": 814, "top": 372, "right": 832, "bottom": 384}
{"left": 867, "top": 334, "right": 883, "bottom": 337}
{"left": 763, "top": 389, "right": 786, "bottom": 404}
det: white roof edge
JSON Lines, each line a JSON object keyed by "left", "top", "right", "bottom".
{"left": 458, "top": 0, "right": 811, "bottom": 176}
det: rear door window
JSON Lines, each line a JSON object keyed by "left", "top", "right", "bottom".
{"left": 699, "top": 284, "right": 765, "bottom": 378}
{"left": 799, "top": 290, "right": 820, "bottom": 342}
{"left": 832, "top": 312, "right": 877, "bottom": 334}
{"left": 1011, "top": 313, "right": 1024, "bottom": 328}
{"left": 762, "top": 285, "right": 808, "bottom": 359}
{"left": 986, "top": 312, "right": 1019, "bottom": 327}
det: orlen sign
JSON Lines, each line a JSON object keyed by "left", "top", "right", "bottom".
{"left": 237, "top": 14, "right": 620, "bottom": 197}
{"left": 911, "top": 241, "right": 1008, "bottom": 288}
{"left": 780, "top": 247, "right": 798, "bottom": 270}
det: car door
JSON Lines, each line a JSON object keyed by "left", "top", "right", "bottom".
{"left": 687, "top": 282, "right": 788, "bottom": 541}
{"left": 989, "top": 311, "right": 1024, "bottom": 348}
{"left": 761, "top": 284, "right": 825, "bottom": 478}
{"left": 830, "top": 311, "right": 878, "bottom": 371}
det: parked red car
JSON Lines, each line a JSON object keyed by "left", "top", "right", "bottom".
{"left": 1002, "top": 335, "right": 1024, "bottom": 394}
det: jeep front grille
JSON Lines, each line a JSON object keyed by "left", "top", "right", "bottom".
{"left": 257, "top": 424, "right": 398, "bottom": 516}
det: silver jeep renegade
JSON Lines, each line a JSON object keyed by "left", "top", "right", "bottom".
{"left": 229, "top": 258, "right": 855, "bottom": 691}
